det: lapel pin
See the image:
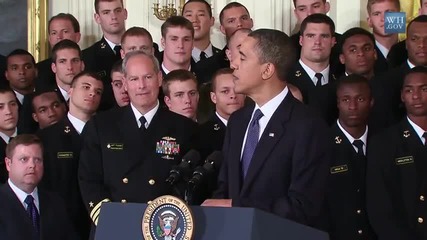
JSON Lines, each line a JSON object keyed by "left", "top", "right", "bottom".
{"left": 213, "top": 124, "right": 220, "bottom": 131}
{"left": 64, "top": 126, "right": 71, "bottom": 133}
{"left": 269, "top": 133, "right": 275, "bottom": 137}
{"left": 295, "top": 70, "right": 301, "bottom": 77}
{"left": 403, "top": 130, "right": 410, "bottom": 138}
{"left": 335, "top": 136, "right": 342, "bottom": 144}
{"left": 100, "top": 42, "right": 106, "bottom": 49}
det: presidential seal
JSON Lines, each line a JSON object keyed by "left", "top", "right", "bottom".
{"left": 142, "top": 195, "right": 194, "bottom": 240}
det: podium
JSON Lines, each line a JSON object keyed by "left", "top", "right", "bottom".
{"left": 95, "top": 202, "right": 329, "bottom": 240}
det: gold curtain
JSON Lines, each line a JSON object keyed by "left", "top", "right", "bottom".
{"left": 399, "top": 0, "right": 421, "bottom": 40}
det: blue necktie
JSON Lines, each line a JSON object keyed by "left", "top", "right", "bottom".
{"left": 241, "top": 109, "right": 264, "bottom": 178}
{"left": 24, "top": 195, "right": 40, "bottom": 237}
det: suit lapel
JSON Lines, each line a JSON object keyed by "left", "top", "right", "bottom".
{"left": 397, "top": 120, "right": 421, "bottom": 213}
{"left": 228, "top": 106, "right": 252, "bottom": 198}
{"left": 240, "top": 94, "right": 294, "bottom": 194}
{"left": 1, "top": 184, "right": 34, "bottom": 231}
{"left": 117, "top": 106, "right": 145, "bottom": 172}
{"left": 401, "top": 120, "right": 427, "bottom": 192}
{"left": 332, "top": 124, "right": 365, "bottom": 190}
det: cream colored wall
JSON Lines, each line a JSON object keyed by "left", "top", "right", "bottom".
{"left": 49, "top": 0, "right": 368, "bottom": 50}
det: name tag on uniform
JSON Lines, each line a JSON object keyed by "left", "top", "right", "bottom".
{"left": 107, "top": 143, "right": 124, "bottom": 150}
{"left": 57, "top": 152, "right": 73, "bottom": 159}
{"left": 395, "top": 156, "right": 414, "bottom": 165}
{"left": 330, "top": 164, "right": 348, "bottom": 174}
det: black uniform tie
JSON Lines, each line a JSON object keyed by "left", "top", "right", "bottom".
{"left": 353, "top": 139, "right": 365, "bottom": 157}
{"left": 200, "top": 51, "right": 207, "bottom": 61}
{"left": 114, "top": 45, "right": 121, "bottom": 59}
{"left": 315, "top": 73, "right": 323, "bottom": 87}
{"left": 139, "top": 116, "right": 147, "bottom": 133}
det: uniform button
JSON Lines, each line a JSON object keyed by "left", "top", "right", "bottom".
{"left": 418, "top": 217, "right": 424, "bottom": 224}
{"left": 358, "top": 230, "right": 363, "bottom": 234}
{"left": 122, "top": 178, "right": 128, "bottom": 184}
{"left": 420, "top": 195, "right": 425, "bottom": 201}
{"left": 121, "top": 199, "right": 127, "bottom": 203}
{"left": 149, "top": 179, "right": 155, "bottom": 185}
{"left": 357, "top": 209, "right": 362, "bottom": 214}
{"left": 357, "top": 189, "right": 360, "bottom": 193}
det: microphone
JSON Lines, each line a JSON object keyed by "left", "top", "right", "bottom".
{"left": 188, "top": 151, "right": 223, "bottom": 190}
{"left": 166, "top": 149, "right": 201, "bottom": 186}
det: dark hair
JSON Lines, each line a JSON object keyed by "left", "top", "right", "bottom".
{"left": 219, "top": 2, "right": 250, "bottom": 25}
{"left": 71, "top": 71, "right": 103, "bottom": 87}
{"left": 336, "top": 74, "right": 371, "bottom": 94}
{"left": 121, "top": 27, "right": 153, "bottom": 45}
{"left": 300, "top": 13, "right": 335, "bottom": 36}
{"left": 367, "top": 0, "right": 400, "bottom": 14}
{"left": 51, "top": 39, "right": 82, "bottom": 63}
{"left": 162, "top": 69, "right": 197, "bottom": 96}
{"left": 407, "top": 15, "right": 427, "bottom": 34}
{"left": 211, "top": 68, "right": 234, "bottom": 92}
{"left": 48, "top": 13, "right": 80, "bottom": 33}
{"left": 31, "top": 89, "right": 64, "bottom": 113}
{"left": 247, "top": 29, "right": 296, "bottom": 82}
{"left": 339, "top": 27, "right": 375, "bottom": 54}
{"left": 94, "top": 0, "right": 124, "bottom": 13}
{"left": 6, "top": 134, "right": 43, "bottom": 159}
{"left": 403, "top": 66, "right": 427, "bottom": 85}
{"left": 0, "top": 86, "right": 16, "bottom": 95}
{"left": 161, "top": 16, "right": 194, "bottom": 38}
{"left": 293, "top": 0, "right": 327, "bottom": 8}
{"left": 7, "top": 49, "right": 36, "bottom": 66}
{"left": 182, "top": 0, "right": 213, "bottom": 18}
{"left": 111, "top": 59, "right": 123, "bottom": 76}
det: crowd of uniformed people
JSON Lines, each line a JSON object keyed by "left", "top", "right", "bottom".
{"left": 1, "top": 0, "right": 427, "bottom": 239}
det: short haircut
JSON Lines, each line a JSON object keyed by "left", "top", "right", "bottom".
{"left": 366, "top": 0, "right": 400, "bottom": 14}
{"left": 161, "top": 16, "right": 194, "bottom": 38}
{"left": 336, "top": 74, "right": 371, "bottom": 95}
{"left": 6, "top": 49, "right": 36, "bottom": 66}
{"left": 71, "top": 70, "right": 103, "bottom": 87}
{"left": 339, "top": 27, "right": 375, "bottom": 54}
{"left": 227, "top": 28, "right": 252, "bottom": 48}
{"left": 403, "top": 66, "right": 427, "bottom": 86}
{"left": 6, "top": 134, "right": 43, "bottom": 159}
{"left": 162, "top": 69, "right": 197, "bottom": 97}
{"left": 247, "top": 29, "right": 296, "bottom": 82}
{"left": 211, "top": 68, "right": 234, "bottom": 92}
{"left": 219, "top": 2, "right": 250, "bottom": 25}
{"left": 407, "top": 15, "right": 427, "bottom": 34}
{"left": 300, "top": 13, "right": 335, "bottom": 36}
{"left": 31, "top": 89, "right": 64, "bottom": 113}
{"left": 111, "top": 59, "right": 123, "bottom": 76}
{"left": 121, "top": 27, "right": 153, "bottom": 45}
{"left": 122, "top": 51, "right": 160, "bottom": 76}
{"left": 0, "top": 86, "right": 16, "bottom": 96}
{"left": 48, "top": 13, "right": 80, "bottom": 33}
{"left": 293, "top": 0, "right": 327, "bottom": 8}
{"left": 51, "top": 39, "right": 82, "bottom": 63}
{"left": 94, "top": 0, "right": 124, "bottom": 13}
{"left": 182, "top": 0, "right": 213, "bottom": 18}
